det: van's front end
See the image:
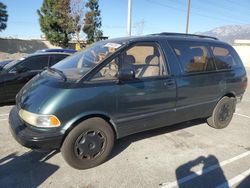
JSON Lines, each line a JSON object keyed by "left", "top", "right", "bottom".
{"left": 9, "top": 72, "right": 72, "bottom": 150}
{"left": 9, "top": 40, "right": 123, "bottom": 151}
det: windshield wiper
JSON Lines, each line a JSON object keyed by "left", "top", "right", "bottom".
{"left": 46, "top": 67, "right": 67, "bottom": 81}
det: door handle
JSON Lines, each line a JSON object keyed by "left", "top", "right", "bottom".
{"left": 166, "top": 79, "right": 175, "bottom": 85}
{"left": 164, "top": 79, "right": 176, "bottom": 88}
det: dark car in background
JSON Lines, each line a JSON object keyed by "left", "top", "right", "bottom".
{"left": 0, "top": 52, "right": 70, "bottom": 103}
{"left": 9, "top": 33, "right": 247, "bottom": 169}
{"left": 36, "top": 48, "right": 77, "bottom": 54}
{"left": 0, "top": 59, "right": 13, "bottom": 70}
{"left": 0, "top": 49, "right": 75, "bottom": 72}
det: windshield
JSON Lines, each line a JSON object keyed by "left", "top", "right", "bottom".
{"left": 52, "top": 41, "right": 122, "bottom": 81}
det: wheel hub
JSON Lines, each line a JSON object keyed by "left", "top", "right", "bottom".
{"left": 219, "top": 104, "right": 230, "bottom": 122}
{"left": 74, "top": 130, "right": 105, "bottom": 160}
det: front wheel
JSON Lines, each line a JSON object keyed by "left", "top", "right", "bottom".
{"left": 207, "top": 96, "right": 236, "bottom": 129}
{"left": 61, "top": 118, "right": 114, "bottom": 169}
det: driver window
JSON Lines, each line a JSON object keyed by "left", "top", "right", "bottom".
{"left": 91, "top": 57, "right": 119, "bottom": 81}
{"left": 121, "top": 44, "right": 167, "bottom": 78}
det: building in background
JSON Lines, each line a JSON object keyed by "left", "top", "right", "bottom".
{"left": 233, "top": 40, "right": 250, "bottom": 67}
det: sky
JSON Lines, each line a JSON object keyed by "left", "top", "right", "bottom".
{"left": 0, "top": 0, "right": 250, "bottom": 39}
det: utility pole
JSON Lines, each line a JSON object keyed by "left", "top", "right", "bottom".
{"left": 127, "top": 0, "right": 132, "bottom": 36}
{"left": 186, "top": 0, "right": 191, "bottom": 33}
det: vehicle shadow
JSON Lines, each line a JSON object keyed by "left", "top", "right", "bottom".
{"left": 0, "top": 150, "right": 59, "bottom": 187}
{"left": 237, "top": 175, "right": 250, "bottom": 188}
{"left": 174, "top": 155, "right": 229, "bottom": 188}
{"left": 0, "top": 101, "right": 15, "bottom": 107}
{"left": 110, "top": 118, "right": 205, "bottom": 160}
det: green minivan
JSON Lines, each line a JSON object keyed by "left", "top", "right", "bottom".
{"left": 9, "top": 33, "right": 248, "bottom": 169}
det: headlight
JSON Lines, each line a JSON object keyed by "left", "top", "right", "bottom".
{"left": 19, "top": 109, "right": 61, "bottom": 128}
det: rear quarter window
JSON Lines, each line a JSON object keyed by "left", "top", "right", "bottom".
{"left": 210, "top": 45, "right": 238, "bottom": 70}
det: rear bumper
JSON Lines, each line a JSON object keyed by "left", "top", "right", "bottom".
{"left": 236, "top": 94, "right": 244, "bottom": 103}
{"left": 9, "top": 106, "right": 64, "bottom": 150}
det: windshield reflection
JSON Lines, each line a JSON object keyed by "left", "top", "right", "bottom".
{"left": 3, "top": 57, "right": 26, "bottom": 70}
{"left": 53, "top": 41, "right": 122, "bottom": 81}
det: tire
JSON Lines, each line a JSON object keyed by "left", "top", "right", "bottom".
{"left": 207, "top": 96, "right": 236, "bottom": 129}
{"left": 61, "top": 117, "right": 114, "bottom": 169}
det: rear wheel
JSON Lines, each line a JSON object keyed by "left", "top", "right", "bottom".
{"left": 61, "top": 118, "right": 114, "bottom": 169}
{"left": 207, "top": 96, "right": 236, "bottom": 129}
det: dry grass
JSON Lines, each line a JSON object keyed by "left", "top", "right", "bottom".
{"left": 0, "top": 52, "right": 27, "bottom": 61}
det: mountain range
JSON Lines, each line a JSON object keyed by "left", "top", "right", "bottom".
{"left": 196, "top": 24, "right": 250, "bottom": 44}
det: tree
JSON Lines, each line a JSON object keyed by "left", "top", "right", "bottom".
{"left": 37, "top": 0, "right": 73, "bottom": 47}
{"left": 70, "top": 0, "right": 85, "bottom": 44}
{"left": 0, "top": 2, "right": 8, "bottom": 32}
{"left": 83, "top": 0, "right": 103, "bottom": 44}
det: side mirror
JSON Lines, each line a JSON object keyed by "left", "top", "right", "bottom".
{"left": 118, "top": 68, "right": 135, "bottom": 81}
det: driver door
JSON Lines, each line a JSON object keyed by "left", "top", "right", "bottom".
{"left": 115, "top": 42, "right": 177, "bottom": 137}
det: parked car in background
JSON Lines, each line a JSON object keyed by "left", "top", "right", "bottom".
{"left": 0, "top": 59, "right": 13, "bottom": 71}
{"left": 36, "top": 48, "right": 77, "bottom": 54}
{"left": 0, "top": 52, "right": 70, "bottom": 103}
{"left": 9, "top": 33, "right": 247, "bottom": 169}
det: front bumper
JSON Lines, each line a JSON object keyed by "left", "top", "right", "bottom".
{"left": 9, "top": 106, "right": 64, "bottom": 150}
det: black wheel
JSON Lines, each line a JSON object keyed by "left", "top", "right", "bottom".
{"left": 207, "top": 96, "right": 236, "bottom": 129}
{"left": 61, "top": 118, "right": 114, "bottom": 169}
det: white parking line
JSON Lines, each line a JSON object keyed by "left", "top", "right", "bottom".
{"left": 216, "top": 168, "right": 250, "bottom": 188}
{"left": 235, "top": 113, "right": 250, "bottom": 119}
{"left": 160, "top": 151, "right": 250, "bottom": 188}
{"left": 0, "top": 119, "right": 8, "bottom": 122}
{"left": 0, "top": 114, "right": 8, "bottom": 117}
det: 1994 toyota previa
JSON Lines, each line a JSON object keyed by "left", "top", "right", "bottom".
{"left": 9, "top": 33, "right": 248, "bottom": 169}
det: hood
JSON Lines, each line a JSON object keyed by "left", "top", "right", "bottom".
{"left": 16, "top": 72, "right": 73, "bottom": 114}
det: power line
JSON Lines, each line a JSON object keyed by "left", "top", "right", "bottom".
{"left": 193, "top": 0, "right": 250, "bottom": 18}
{"left": 206, "top": 0, "right": 250, "bottom": 12}
{"left": 145, "top": 0, "right": 248, "bottom": 25}
{"left": 154, "top": 0, "right": 250, "bottom": 22}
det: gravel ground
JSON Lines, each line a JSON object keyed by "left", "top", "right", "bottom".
{"left": 0, "top": 52, "right": 27, "bottom": 61}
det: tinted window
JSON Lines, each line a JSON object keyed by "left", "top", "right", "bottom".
{"left": 19, "top": 55, "right": 49, "bottom": 70}
{"left": 50, "top": 54, "right": 69, "bottom": 66}
{"left": 210, "top": 45, "right": 237, "bottom": 70}
{"left": 121, "top": 44, "right": 167, "bottom": 78}
{"left": 169, "top": 41, "right": 215, "bottom": 73}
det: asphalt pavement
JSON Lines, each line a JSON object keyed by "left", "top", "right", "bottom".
{"left": 0, "top": 69, "right": 249, "bottom": 188}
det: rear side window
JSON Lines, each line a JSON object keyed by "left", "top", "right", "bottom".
{"left": 50, "top": 54, "right": 69, "bottom": 66}
{"left": 20, "top": 55, "right": 49, "bottom": 70}
{"left": 169, "top": 41, "right": 215, "bottom": 73}
{"left": 210, "top": 45, "right": 237, "bottom": 70}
